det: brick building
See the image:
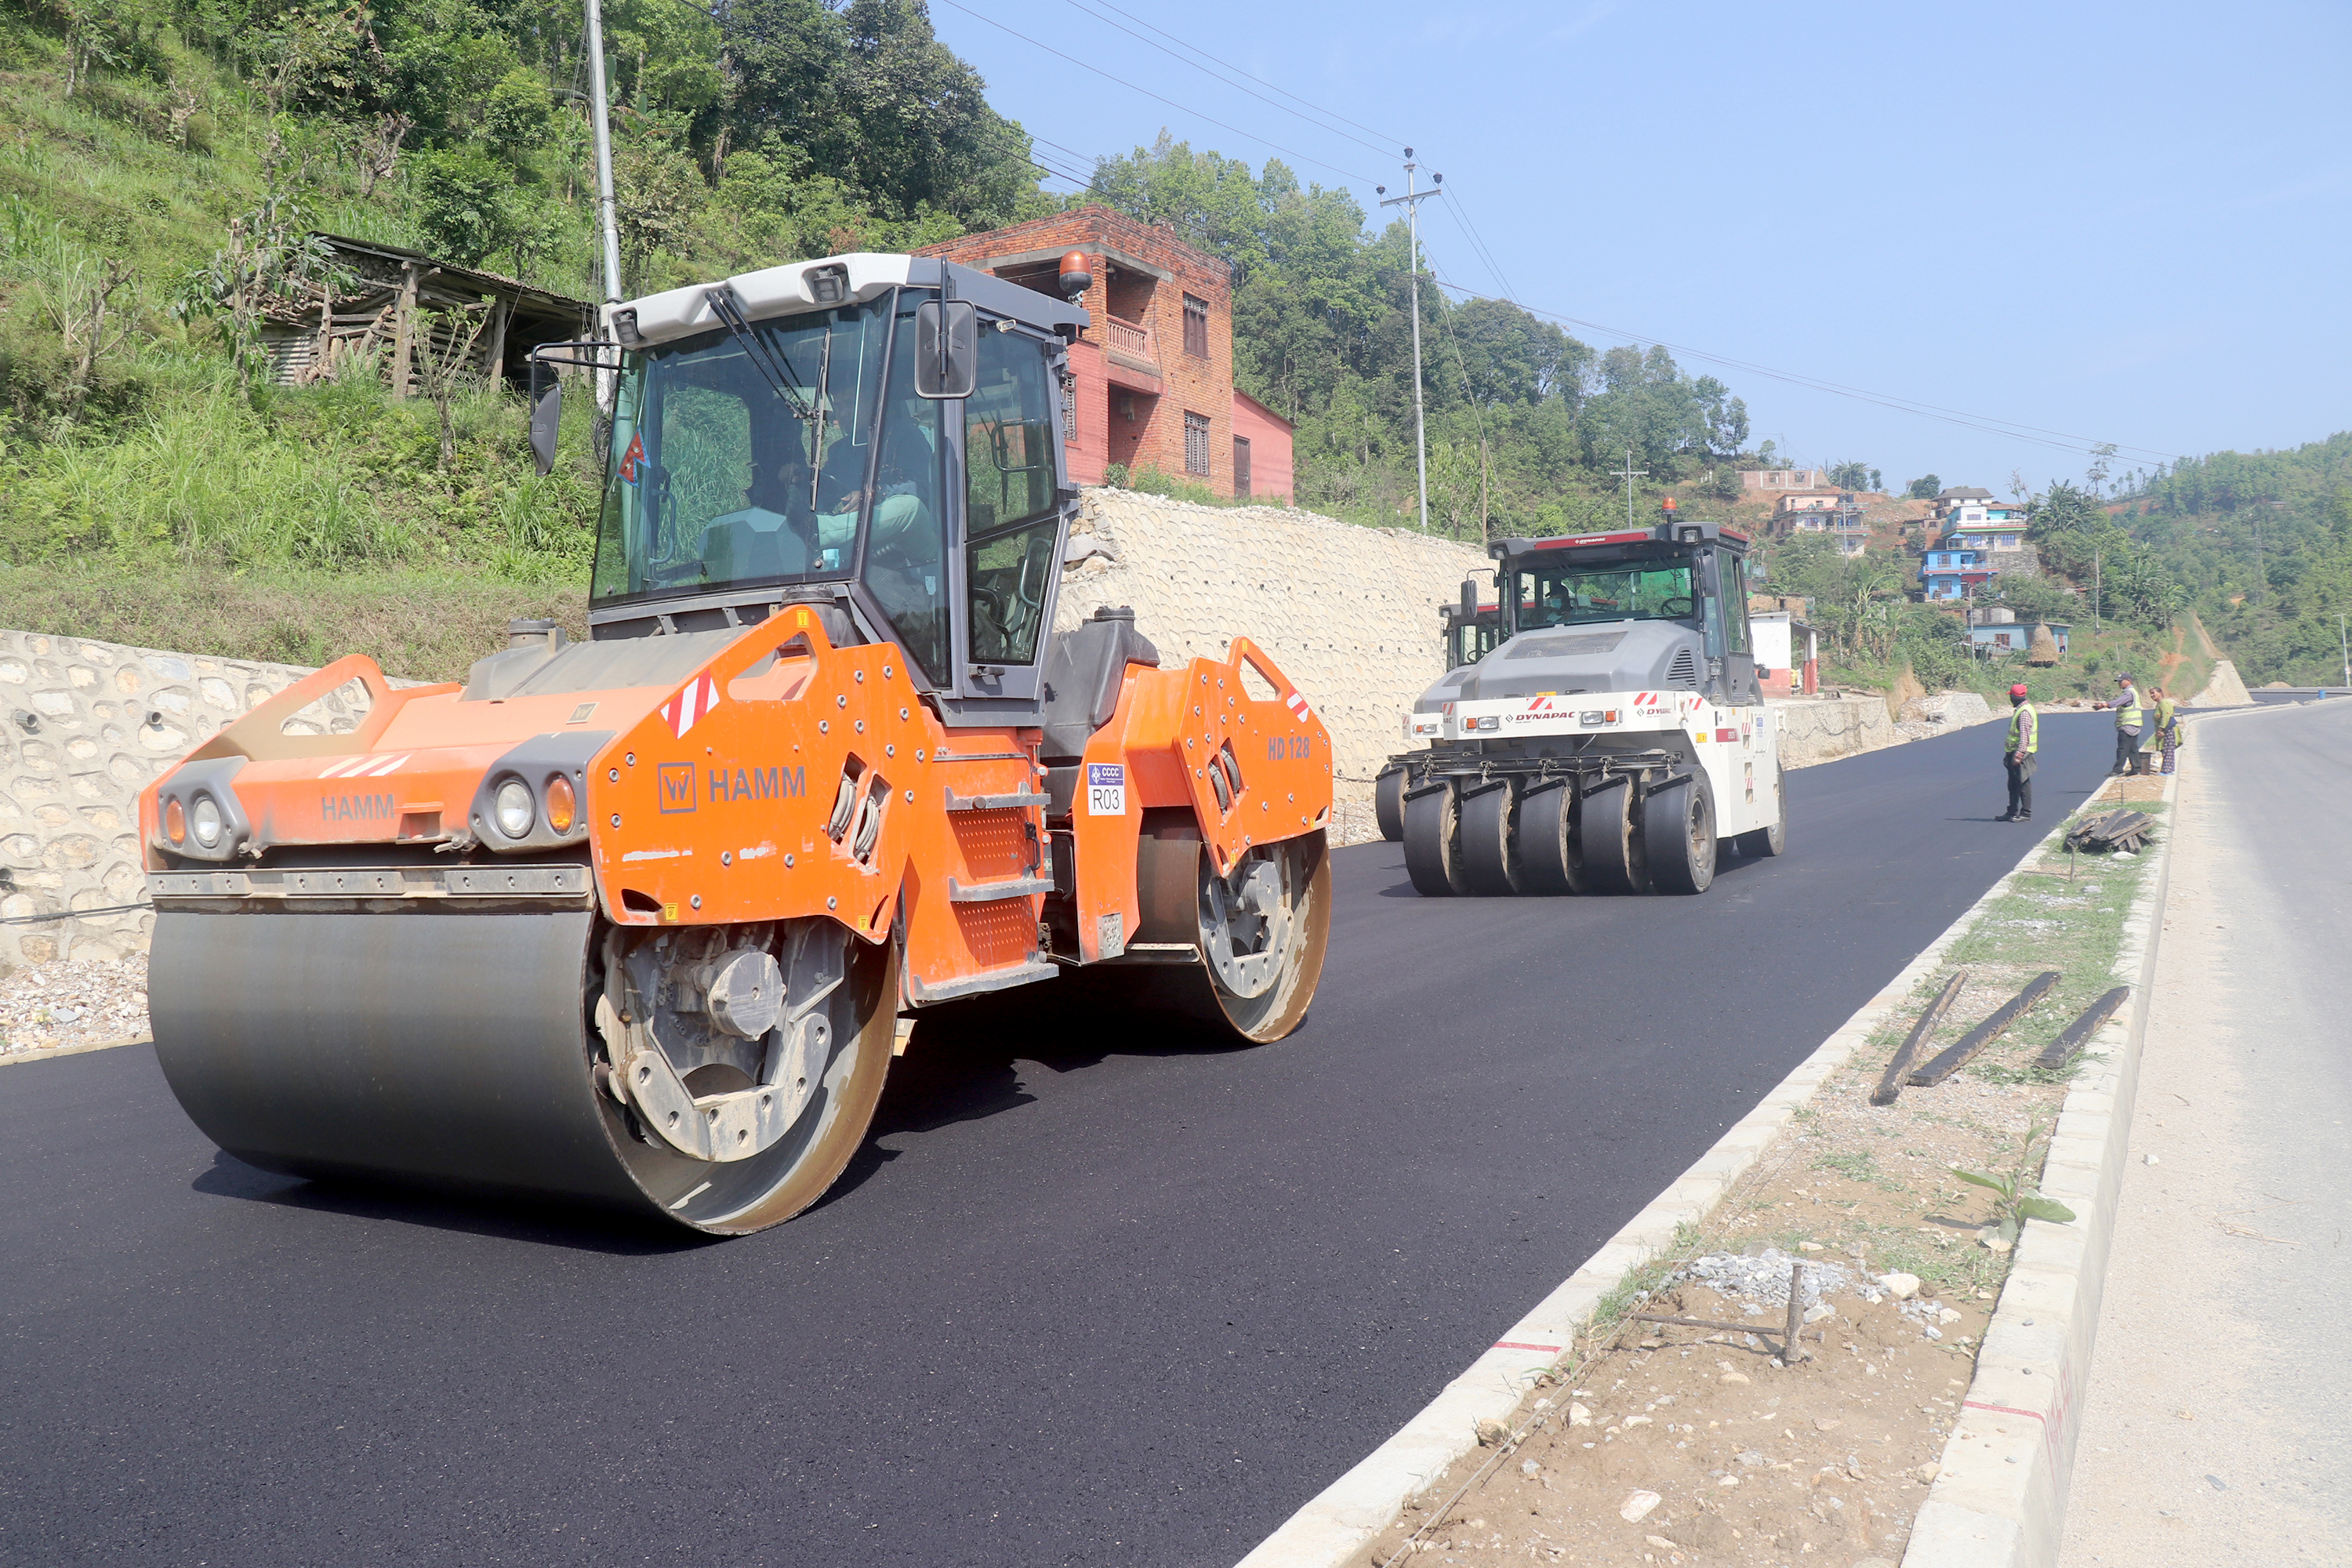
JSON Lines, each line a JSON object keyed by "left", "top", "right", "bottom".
{"left": 916, "top": 205, "right": 1293, "bottom": 503}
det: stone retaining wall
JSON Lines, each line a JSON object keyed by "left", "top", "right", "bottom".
{"left": 1766, "top": 694, "right": 1904, "bottom": 768}
{"left": 1058, "top": 490, "right": 1490, "bottom": 795}
{"left": 0, "top": 633, "right": 322, "bottom": 974}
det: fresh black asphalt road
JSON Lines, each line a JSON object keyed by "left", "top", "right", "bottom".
{"left": 1, "top": 713, "right": 2119, "bottom": 1567}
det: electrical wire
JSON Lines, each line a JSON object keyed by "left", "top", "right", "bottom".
{"left": 930, "top": 0, "right": 1374, "bottom": 183}
{"left": 1054, "top": 0, "right": 1395, "bottom": 158}
{"left": 1, "top": 902, "right": 149, "bottom": 926}
{"left": 1073, "top": 0, "right": 1407, "bottom": 150}
{"left": 1428, "top": 274, "right": 2184, "bottom": 463}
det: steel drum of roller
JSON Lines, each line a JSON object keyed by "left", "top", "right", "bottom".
{"left": 151, "top": 908, "right": 899, "bottom": 1232}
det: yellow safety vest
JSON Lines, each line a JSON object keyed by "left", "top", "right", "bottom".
{"left": 2114, "top": 688, "right": 2143, "bottom": 729}
{"left": 2008, "top": 701, "right": 2038, "bottom": 755}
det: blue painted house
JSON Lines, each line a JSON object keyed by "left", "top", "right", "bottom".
{"left": 1920, "top": 546, "right": 1995, "bottom": 601}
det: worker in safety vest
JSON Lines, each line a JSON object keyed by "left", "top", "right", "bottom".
{"left": 1998, "top": 683, "right": 2038, "bottom": 822}
{"left": 2096, "top": 673, "right": 2143, "bottom": 775}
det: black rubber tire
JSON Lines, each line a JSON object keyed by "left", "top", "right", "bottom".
{"left": 1403, "top": 782, "right": 1472, "bottom": 897}
{"left": 1519, "top": 780, "right": 1586, "bottom": 895}
{"left": 1374, "top": 765, "right": 1407, "bottom": 842}
{"left": 1733, "top": 763, "right": 1788, "bottom": 858}
{"left": 1458, "top": 781, "right": 1524, "bottom": 896}
{"left": 1580, "top": 776, "right": 1650, "bottom": 895}
{"left": 1645, "top": 773, "right": 1718, "bottom": 895}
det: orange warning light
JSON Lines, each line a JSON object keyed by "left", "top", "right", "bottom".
{"left": 545, "top": 775, "right": 577, "bottom": 834}
{"left": 165, "top": 797, "right": 185, "bottom": 844}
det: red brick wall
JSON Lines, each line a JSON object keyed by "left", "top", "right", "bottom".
{"left": 1230, "top": 389, "right": 1294, "bottom": 504}
{"left": 916, "top": 206, "right": 1236, "bottom": 494}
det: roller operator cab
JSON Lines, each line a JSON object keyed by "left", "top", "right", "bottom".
{"left": 138, "top": 253, "right": 1334, "bottom": 1235}
{"left": 1377, "top": 499, "right": 1787, "bottom": 895}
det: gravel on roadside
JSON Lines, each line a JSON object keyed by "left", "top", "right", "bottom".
{"left": 0, "top": 954, "right": 151, "bottom": 1059}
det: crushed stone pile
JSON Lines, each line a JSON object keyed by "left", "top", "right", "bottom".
{"left": 1675, "top": 1247, "right": 1852, "bottom": 1308}
{"left": 0, "top": 956, "right": 151, "bottom": 1058}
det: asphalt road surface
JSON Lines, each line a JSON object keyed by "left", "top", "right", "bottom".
{"left": 2, "top": 713, "right": 2119, "bottom": 1568}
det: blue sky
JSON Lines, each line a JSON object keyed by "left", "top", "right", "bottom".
{"left": 928, "top": 0, "right": 2352, "bottom": 496}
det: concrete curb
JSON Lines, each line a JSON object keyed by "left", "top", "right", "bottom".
{"left": 1901, "top": 770, "right": 2178, "bottom": 1567}
{"left": 1235, "top": 812, "right": 2095, "bottom": 1568}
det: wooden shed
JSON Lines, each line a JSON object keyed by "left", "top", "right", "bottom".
{"left": 259, "top": 234, "right": 593, "bottom": 397}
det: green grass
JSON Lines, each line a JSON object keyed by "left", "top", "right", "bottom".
{"left": 0, "top": 560, "right": 588, "bottom": 681}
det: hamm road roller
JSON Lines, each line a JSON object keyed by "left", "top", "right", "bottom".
{"left": 140, "top": 252, "right": 1332, "bottom": 1233}
{"left": 1377, "top": 499, "right": 1787, "bottom": 895}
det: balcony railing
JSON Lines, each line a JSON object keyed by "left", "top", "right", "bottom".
{"left": 1102, "top": 316, "right": 1155, "bottom": 363}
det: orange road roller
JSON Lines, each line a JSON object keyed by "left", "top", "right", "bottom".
{"left": 140, "top": 252, "right": 1332, "bottom": 1234}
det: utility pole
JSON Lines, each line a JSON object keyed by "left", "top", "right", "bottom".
{"left": 1612, "top": 448, "right": 1649, "bottom": 528}
{"left": 1378, "top": 154, "right": 1442, "bottom": 531}
{"left": 583, "top": 0, "right": 624, "bottom": 312}
{"left": 2339, "top": 610, "right": 2349, "bottom": 688}
{"left": 2093, "top": 546, "right": 2101, "bottom": 631}
{"left": 1479, "top": 436, "right": 1490, "bottom": 543}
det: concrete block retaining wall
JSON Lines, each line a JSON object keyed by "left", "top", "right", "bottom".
{"left": 0, "top": 633, "right": 325, "bottom": 973}
{"left": 1058, "top": 491, "right": 1490, "bottom": 797}
{"left": 1768, "top": 693, "right": 1904, "bottom": 767}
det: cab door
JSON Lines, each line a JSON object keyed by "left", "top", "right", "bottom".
{"left": 942, "top": 321, "right": 1070, "bottom": 719}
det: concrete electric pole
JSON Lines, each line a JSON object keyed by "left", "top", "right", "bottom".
{"left": 1378, "top": 155, "right": 1442, "bottom": 532}
{"left": 1612, "top": 448, "right": 1649, "bottom": 528}
{"left": 583, "top": 0, "right": 624, "bottom": 311}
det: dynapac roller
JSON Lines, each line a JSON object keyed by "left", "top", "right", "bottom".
{"left": 140, "top": 252, "right": 1332, "bottom": 1233}
{"left": 1375, "top": 499, "right": 1787, "bottom": 895}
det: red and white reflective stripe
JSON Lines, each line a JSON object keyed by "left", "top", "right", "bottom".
{"left": 1284, "top": 688, "right": 1312, "bottom": 721}
{"left": 319, "top": 753, "right": 409, "bottom": 779}
{"left": 662, "top": 673, "right": 721, "bottom": 738}
{"left": 1635, "top": 691, "right": 1655, "bottom": 706}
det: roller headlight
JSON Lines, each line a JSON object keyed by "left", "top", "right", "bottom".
{"left": 545, "top": 775, "right": 577, "bottom": 834}
{"left": 494, "top": 779, "right": 536, "bottom": 839}
{"left": 190, "top": 794, "right": 223, "bottom": 849}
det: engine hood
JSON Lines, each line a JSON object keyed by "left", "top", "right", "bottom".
{"left": 1414, "top": 619, "right": 1706, "bottom": 709}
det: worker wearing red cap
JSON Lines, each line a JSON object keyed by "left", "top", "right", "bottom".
{"left": 1998, "top": 683, "right": 2038, "bottom": 822}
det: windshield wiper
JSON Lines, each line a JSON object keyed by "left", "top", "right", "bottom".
{"left": 703, "top": 285, "right": 817, "bottom": 424}
{"left": 809, "top": 317, "right": 835, "bottom": 511}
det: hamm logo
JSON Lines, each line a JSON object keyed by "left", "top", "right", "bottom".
{"left": 323, "top": 792, "right": 395, "bottom": 822}
{"left": 658, "top": 763, "right": 696, "bottom": 814}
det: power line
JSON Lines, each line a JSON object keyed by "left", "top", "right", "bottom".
{"left": 1072, "top": 0, "right": 1407, "bottom": 151}
{"left": 1054, "top": 0, "right": 1394, "bottom": 159}
{"left": 930, "top": 0, "right": 1374, "bottom": 183}
{"left": 1428, "top": 274, "right": 2183, "bottom": 463}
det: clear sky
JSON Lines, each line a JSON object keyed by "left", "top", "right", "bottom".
{"left": 927, "top": 0, "right": 2352, "bottom": 496}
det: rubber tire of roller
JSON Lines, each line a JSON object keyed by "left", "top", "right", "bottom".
{"left": 1374, "top": 766, "right": 1407, "bottom": 843}
{"left": 1645, "top": 772, "right": 1717, "bottom": 895}
{"left": 1733, "top": 762, "right": 1788, "bottom": 858}
{"left": 1519, "top": 780, "right": 1586, "bottom": 895}
{"left": 1403, "top": 782, "right": 1472, "bottom": 897}
{"left": 1458, "top": 780, "right": 1523, "bottom": 896}
{"left": 1579, "top": 777, "right": 1649, "bottom": 895}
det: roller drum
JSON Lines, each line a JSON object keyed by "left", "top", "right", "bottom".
{"left": 151, "top": 908, "right": 895, "bottom": 1233}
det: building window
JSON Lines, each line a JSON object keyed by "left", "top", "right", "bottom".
{"left": 1233, "top": 435, "right": 1250, "bottom": 497}
{"left": 1184, "top": 410, "right": 1210, "bottom": 475}
{"left": 1182, "top": 294, "right": 1209, "bottom": 359}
